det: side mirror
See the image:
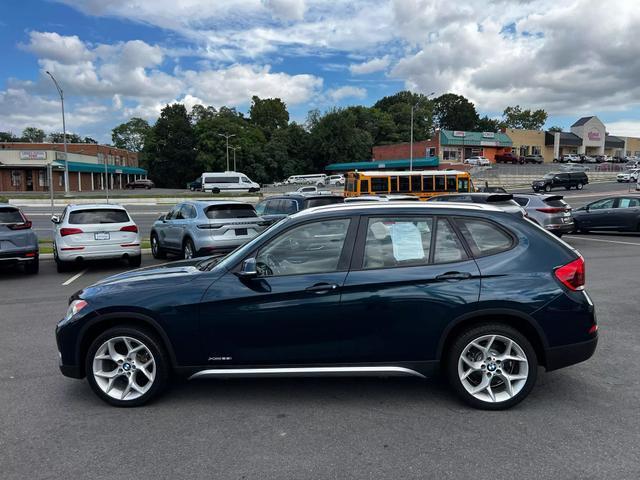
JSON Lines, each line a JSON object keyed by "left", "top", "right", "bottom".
{"left": 51, "top": 215, "right": 60, "bottom": 224}
{"left": 158, "top": 214, "right": 166, "bottom": 222}
{"left": 238, "top": 258, "right": 258, "bottom": 278}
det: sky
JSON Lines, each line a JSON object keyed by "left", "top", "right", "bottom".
{"left": 1, "top": 0, "right": 640, "bottom": 143}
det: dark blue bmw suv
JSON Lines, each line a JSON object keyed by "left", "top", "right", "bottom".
{"left": 56, "top": 202, "right": 597, "bottom": 409}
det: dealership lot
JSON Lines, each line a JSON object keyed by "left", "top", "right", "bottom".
{"left": 1, "top": 231, "right": 640, "bottom": 479}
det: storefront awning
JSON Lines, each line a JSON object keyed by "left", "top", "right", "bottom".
{"left": 55, "top": 161, "right": 147, "bottom": 175}
{"left": 325, "top": 157, "right": 439, "bottom": 171}
{"left": 440, "top": 130, "right": 512, "bottom": 147}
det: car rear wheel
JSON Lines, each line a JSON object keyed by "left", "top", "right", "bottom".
{"left": 183, "top": 238, "right": 195, "bottom": 260}
{"left": 53, "top": 245, "right": 71, "bottom": 273}
{"left": 576, "top": 182, "right": 584, "bottom": 190}
{"left": 447, "top": 324, "right": 537, "bottom": 410}
{"left": 544, "top": 185, "right": 551, "bottom": 192}
{"left": 85, "top": 326, "right": 168, "bottom": 407}
{"left": 24, "top": 258, "right": 39, "bottom": 274}
{"left": 150, "top": 234, "right": 166, "bottom": 259}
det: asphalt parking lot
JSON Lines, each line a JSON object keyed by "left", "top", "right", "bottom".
{"left": 1, "top": 229, "right": 640, "bottom": 479}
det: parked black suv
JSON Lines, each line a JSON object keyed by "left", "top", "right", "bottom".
{"left": 255, "top": 193, "right": 344, "bottom": 225}
{"left": 532, "top": 172, "right": 588, "bottom": 192}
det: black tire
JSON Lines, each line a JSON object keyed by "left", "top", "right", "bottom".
{"left": 53, "top": 244, "right": 70, "bottom": 273}
{"left": 150, "top": 233, "right": 166, "bottom": 259}
{"left": 85, "top": 326, "right": 169, "bottom": 407}
{"left": 446, "top": 323, "right": 538, "bottom": 410}
{"left": 182, "top": 238, "right": 196, "bottom": 260}
{"left": 24, "top": 258, "right": 39, "bottom": 274}
{"left": 544, "top": 184, "right": 551, "bottom": 192}
{"left": 128, "top": 255, "right": 142, "bottom": 268}
{"left": 576, "top": 182, "right": 584, "bottom": 190}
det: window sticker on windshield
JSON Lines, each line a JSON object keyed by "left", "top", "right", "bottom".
{"left": 391, "top": 222, "right": 424, "bottom": 261}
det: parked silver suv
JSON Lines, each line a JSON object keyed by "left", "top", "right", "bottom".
{"left": 512, "top": 194, "right": 574, "bottom": 237}
{"left": 0, "top": 203, "right": 39, "bottom": 274}
{"left": 150, "top": 201, "right": 267, "bottom": 259}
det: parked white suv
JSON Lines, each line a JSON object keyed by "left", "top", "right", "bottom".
{"left": 617, "top": 169, "right": 640, "bottom": 183}
{"left": 327, "top": 174, "right": 345, "bottom": 186}
{"left": 52, "top": 204, "right": 141, "bottom": 272}
{"left": 464, "top": 156, "right": 490, "bottom": 166}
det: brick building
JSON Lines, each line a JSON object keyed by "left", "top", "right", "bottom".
{"left": 0, "top": 143, "right": 146, "bottom": 192}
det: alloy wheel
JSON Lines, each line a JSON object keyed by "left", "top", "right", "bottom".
{"left": 92, "top": 336, "right": 156, "bottom": 401}
{"left": 184, "top": 241, "right": 193, "bottom": 259}
{"left": 457, "top": 334, "right": 529, "bottom": 404}
{"left": 151, "top": 236, "right": 158, "bottom": 255}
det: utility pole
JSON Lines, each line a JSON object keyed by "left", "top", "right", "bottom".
{"left": 45, "top": 71, "right": 69, "bottom": 194}
{"left": 48, "top": 163, "right": 55, "bottom": 235}
{"left": 230, "top": 146, "right": 241, "bottom": 171}
{"left": 104, "top": 154, "right": 109, "bottom": 203}
{"left": 218, "top": 133, "right": 236, "bottom": 171}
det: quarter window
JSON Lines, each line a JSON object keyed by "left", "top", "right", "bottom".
{"left": 255, "top": 219, "right": 350, "bottom": 277}
{"left": 619, "top": 198, "right": 640, "bottom": 208}
{"left": 455, "top": 218, "right": 514, "bottom": 257}
{"left": 362, "top": 217, "right": 433, "bottom": 269}
{"left": 433, "top": 218, "right": 467, "bottom": 263}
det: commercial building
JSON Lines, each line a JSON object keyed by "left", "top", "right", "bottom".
{"left": 438, "top": 130, "right": 512, "bottom": 162}
{"left": 0, "top": 143, "right": 146, "bottom": 192}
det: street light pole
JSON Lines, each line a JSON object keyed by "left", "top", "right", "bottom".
{"left": 45, "top": 71, "right": 69, "bottom": 194}
{"left": 218, "top": 133, "right": 236, "bottom": 171}
{"left": 230, "top": 146, "right": 241, "bottom": 171}
{"left": 410, "top": 92, "right": 436, "bottom": 172}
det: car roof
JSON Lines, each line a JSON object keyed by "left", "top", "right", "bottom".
{"left": 264, "top": 194, "right": 343, "bottom": 201}
{"left": 67, "top": 203, "right": 127, "bottom": 211}
{"left": 187, "top": 200, "right": 250, "bottom": 207}
{"left": 297, "top": 201, "right": 503, "bottom": 218}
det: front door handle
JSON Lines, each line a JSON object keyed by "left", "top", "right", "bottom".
{"left": 305, "top": 283, "right": 339, "bottom": 294}
{"left": 435, "top": 271, "right": 472, "bottom": 281}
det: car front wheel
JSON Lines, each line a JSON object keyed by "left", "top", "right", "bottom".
{"left": 544, "top": 185, "right": 551, "bottom": 192}
{"left": 150, "top": 233, "right": 166, "bottom": 259}
{"left": 86, "top": 326, "right": 168, "bottom": 407}
{"left": 447, "top": 324, "right": 537, "bottom": 410}
{"left": 576, "top": 182, "right": 584, "bottom": 190}
{"left": 183, "top": 238, "right": 195, "bottom": 259}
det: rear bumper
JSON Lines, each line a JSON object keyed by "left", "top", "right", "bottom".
{"left": 57, "top": 245, "right": 141, "bottom": 261}
{"left": 544, "top": 222, "right": 575, "bottom": 234}
{"left": 0, "top": 249, "right": 38, "bottom": 262}
{"left": 545, "top": 335, "right": 598, "bottom": 371}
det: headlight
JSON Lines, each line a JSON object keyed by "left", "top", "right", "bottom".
{"left": 64, "top": 299, "right": 88, "bottom": 321}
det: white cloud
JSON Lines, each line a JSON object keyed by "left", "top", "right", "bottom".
{"left": 349, "top": 55, "right": 390, "bottom": 75}
{"left": 326, "top": 86, "right": 367, "bottom": 103}
{"left": 263, "top": 0, "right": 306, "bottom": 21}
{"left": 606, "top": 121, "right": 640, "bottom": 138}
{"left": 21, "top": 31, "right": 93, "bottom": 65}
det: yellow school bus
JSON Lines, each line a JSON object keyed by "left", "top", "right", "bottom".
{"left": 344, "top": 170, "right": 473, "bottom": 200}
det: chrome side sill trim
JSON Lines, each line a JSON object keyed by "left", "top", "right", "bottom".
{"left": 188, "top": 366, "right": 426, "bottom": 380}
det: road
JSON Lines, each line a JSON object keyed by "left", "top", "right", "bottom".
{"left": 22, "top": 181, "right": 638, "bottom": 242}
{"left": 1, "top": 233, "right": 640, "bottom": 479}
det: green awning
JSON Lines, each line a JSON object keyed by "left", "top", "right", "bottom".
{"left": 440, "top": 130, "right": 512, "bottom": 147}
{"left": 55, "top": 161, "right": 147, "bottom": 175}
{"left": 325, "top": 157, "right": 439, "bottom": 172}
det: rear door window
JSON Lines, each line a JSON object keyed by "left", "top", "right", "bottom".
{"left": 205, "top": 204, "right": 257, "bottom": 219}
{"left": 433, "top": 218, "right": 467, "bottom": 263}
{"left": 280, "top": 199, "right": 298, "bottom": 214}
{"left": 455, "top": 218, "right": 514, "bottom": 257}
{"left": 619, "top": 198, "right": 640, "bottom": 208}
{"left": 362, "top": 217, "right": 433, "bottom": 269}
{"left": 68, "top": 209, "right": 130, "bottom": 224}
{"left": 0, "top": 207, "right": 23, "bottom": 223}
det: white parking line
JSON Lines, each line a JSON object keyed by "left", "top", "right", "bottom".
{"left": 62, "top": 269, "right": 88, "bottom": 286}
{"left": 564, "top": 236, "right": 640, "bottom": 246}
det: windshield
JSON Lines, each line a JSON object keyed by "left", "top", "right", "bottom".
{"left": 543, "top": 174, "right": 555, "bottom": 179}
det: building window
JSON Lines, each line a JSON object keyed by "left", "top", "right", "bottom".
{"left": 11, "top": 170, "right": 22, "bottom": 187}
{"left": 59, "top": 174, "right": 64, "bottom": 187}
{"left": 426, "top": 147, "right": 436, "bottom": 157}
{"left": 532, "top": 146, "right": 541, "bottom": 155}
{"left": 39, "top": 170, "right": 47, "bottom": 187}
{"left": 442, "top": 147, "right": 460, "bottom": 161}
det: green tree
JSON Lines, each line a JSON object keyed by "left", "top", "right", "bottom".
{"left": 475, "top": 115, "right": 500, "bottom": 132}
{"left": 548, "top": 125, "right": 563, "bottom": 132}
{"left": 189, "top": 104, "right": 217, "bottom": 124}
{"left": 49, "top": 132, "right": 83, "bottom": 143}
{"left": 373, "top": 91, "right": 434, "bottom": 143}
{"left": 0, "top": 132, "right": 17, "bottom": 142}
{"left": 83, "top": 136, "right": 98, "bottom": 144}
{"left": 21, "top": 127, "right": 45, "bottom": 143}
{"left": 141, "top": 104, "right": 197, "bottom": 188}
{"left": 249, "top": 96, "right": 289, "bottom": 138}
{"left": 432, "top": 93, "right": 479, "bottom": 131}
{"left": 308, "top": 108, "right": 373, "bottom": 170}
{"left": 111, "top": 117, "right": 151, "bottom": 152}
{"left": 501, "top": 105, "right": 548, "bottom": 130}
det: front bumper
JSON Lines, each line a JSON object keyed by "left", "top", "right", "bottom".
{"left": 545, "top": 334, "right": 598, "bottom": 371}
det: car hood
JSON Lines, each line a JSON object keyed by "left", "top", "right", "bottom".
{"left": 92, "top": 259, "right": 203, "bottom": 287}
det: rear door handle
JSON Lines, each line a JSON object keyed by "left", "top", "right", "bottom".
{"left": 305, "top": 283, "right": 339, "bottom": 294}
{"left": 435, "top": 271, "right": 472, "bottom": 281}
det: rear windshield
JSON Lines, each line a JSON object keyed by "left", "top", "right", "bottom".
{"left": 204, "top": 177, "right": 239, "bottom": 183}
{"left": 0, "top": 207, "right": 23, "bottom": 223}
{"left": 69, "top": 209, "right": 130, "bottom": 224}
{"left": 205, "top": 204, "right": 257, "bottom": 219}
{"left": 304, "top": 197, "right": 345, "bottom": 209}
{"left": 544, "top": 198, "right": 569, "bottom": 207}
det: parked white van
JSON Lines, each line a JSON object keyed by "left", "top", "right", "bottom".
{"left": 284, "top": 174, "right": 327, "bottom": 186}
{"left": 201, "top": 172, "right": 260, "bottom": 193}
{"left": 327, "top": 174, "right": 345, "bottom": 186}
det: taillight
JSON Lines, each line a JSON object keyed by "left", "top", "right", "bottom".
{"left": 120, "top": 225, "right": 138, "bottom": 233}
{"left": 536, "top": 207, "right": 567, "bottom": 213}
{"left": 554, "top": 257, "right": 585, "bottom": 291}
{"left": 60, "top": 227, "right": 84, "bottom": 236}
{"left": 7, "top": 221, "right": 32, "bottom": 230}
